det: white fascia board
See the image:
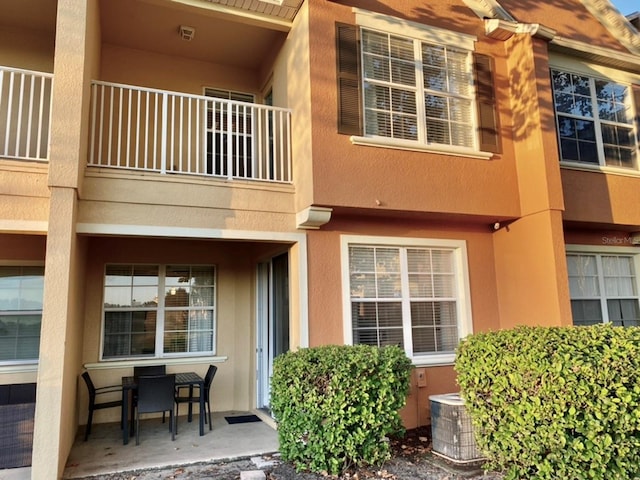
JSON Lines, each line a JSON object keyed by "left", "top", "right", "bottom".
{"left": 579, "top": 0, "right": 640, "bottom": 55}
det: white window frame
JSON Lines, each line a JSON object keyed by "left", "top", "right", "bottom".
{"left": 100, "top": 263, "right": 217, "bottom": 361}
{"left": 549, "top": 54, "right": 640, "bottom": 175}
{"left": 350, "top": 9, "right": 492, "bottom": 160}
{"left": 0, "top": 262, "right": 44, "bottom": 366}
{"left": 341, "top": 235, "right": 472, "bottom": 365}
{"left": 566, "top": 244, "right": 640, "bottom": 326}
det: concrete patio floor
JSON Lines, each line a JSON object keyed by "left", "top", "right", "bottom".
{"left": 0, "top": 410, "right": 279, "bottom": 480}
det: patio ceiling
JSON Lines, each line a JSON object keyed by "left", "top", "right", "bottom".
{"left": 202, "top": 0, "right": 304, "bottom": 22}
{"left": 100, "top": 0, "right": 301, "bottom": 69}
{"left": 0, "top": 0, "right": 303, "bottom": 71}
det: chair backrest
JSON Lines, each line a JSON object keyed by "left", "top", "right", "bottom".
{"left": 137, "top": 374, "right": 175, "bottom": 414}
{"left": 81, "top": 372, "right": 96, "bottom": 398}
{"left": 133, "top": 365, "right": 166, "bottom": 378}
{"left": 204, "top": 365, "right": 218, "bottom": 393}
{"left": 7, "top": 383, "right": 36, "bottom": 404}
{"left": 0, "top": 385, "right": 10, "bottom": 405}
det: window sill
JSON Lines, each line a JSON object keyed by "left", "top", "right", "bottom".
{"left": 0, "top": 362, "right": 38, "bottom": 374}
{"left": 85, "top": 356, "right": 228, "bottom": 370}
{"left": 351, "top": 136, "right": 494, "bottom": 160}
{"left": 560, "top": 161, "right": 640, "bottom": 178}
{"left": 411, "top": 353, "right": 456, "bottom": 366}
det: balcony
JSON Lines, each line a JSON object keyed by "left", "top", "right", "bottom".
{"left": 0, "top": 66, "right": 53, "bottom": 162}
{"left": 88, "top": 81, "right": 292, "bottom": 184}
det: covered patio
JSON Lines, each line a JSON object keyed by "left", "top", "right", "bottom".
{"left": 2, "top": 410, "right": 278, "bottom": 479}
{"left": 64, "top": 410, "right": 277, "bottom": 478}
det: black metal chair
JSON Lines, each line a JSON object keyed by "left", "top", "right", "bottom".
{"left": 132, "top": 365, "right": 167, "bottom": 426}
{"left": 133, "top": 365, "right": 166, "bottom": 377}
{"left": 175, "top": 365, "right": 217, "bottom": 430}
{"left": 135, "top": 374, "right": 176, "bottom": 445}
{"left": 81, "top": 372, "right": 123, "bottom": 441}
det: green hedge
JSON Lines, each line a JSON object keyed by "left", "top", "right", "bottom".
{"left": 270, "top": 344, "right": 411, "bottom": 475}
{"left": 455, "top": 325, "right": 640, "bottom": 480}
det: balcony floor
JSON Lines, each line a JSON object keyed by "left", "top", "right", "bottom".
{"left": 4, "top": 410, "right": 278, "bottom": 480}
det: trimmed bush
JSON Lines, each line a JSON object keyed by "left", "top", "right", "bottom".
{"left": 455, "top": 325, "right": 640, "bottom": 480}
{"left": 270, "top": 344, "right": 411, "bottom": 475}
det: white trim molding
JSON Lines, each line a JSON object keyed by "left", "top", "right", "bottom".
{"left": 0, "top": 220, "right": 48, "bottom": 235}
{"left": 462, "top": 0, "right": 515, "bottom": 21}
{"left": 85, "top": 356, "right": 228, "bottom": 370}
{"left": 353, "top": 8, "right": 477, "bottom": 49}
{"left": 296, "top": 206, "right": 332, "bottom": 229}
{"left": 579, "top": 0, "right": 640, "bottom": 55}
{"left": 351, "top": 136, "right": 494, "bottom": 160}
{"left": 485, "top": 18, "right": 556, "bottom": 42}
{"left": 551, "top": 36, "right": 640, "bottom": 73}
{"left": 340, "top": 234, "right": 473, "bottom": 366}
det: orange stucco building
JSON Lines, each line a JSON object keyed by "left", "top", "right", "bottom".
{"left": 1, "top": 0, "right": 639, "bottom": 478}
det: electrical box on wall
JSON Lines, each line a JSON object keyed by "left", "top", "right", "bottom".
{"left": 416, "top": 368, "right": 427, "bottom": 387}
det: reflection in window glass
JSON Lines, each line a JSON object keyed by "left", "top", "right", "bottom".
{"left": 0, "top": 266, "right": 44, "bottom": 362}
{"left": 552, "top": 70, "right": 637, "bottom": 169}
{"left": 102, "top": 264, "right": 216, "bottom": 359}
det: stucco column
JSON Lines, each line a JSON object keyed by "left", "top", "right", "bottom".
{"left": 492, "top": 33, "right": 572, "bottom": 329}
{"left": 32, "top": 189, "right": 85, "bottom": 479}
{"left": 32, "top": 0, "right": 97, "bottom": 477}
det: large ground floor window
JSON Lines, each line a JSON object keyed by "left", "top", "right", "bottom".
{"left": 341, "top": 236, "right": 472, "bottom": 365}
{"left": 567, "top": 250, "right": 640, "bottom": 327}
{"left": 0, "top": 266, "right": 44, "bottom": 363}
{"left": 102, "top": 264, "right": 216, "bottom": 359}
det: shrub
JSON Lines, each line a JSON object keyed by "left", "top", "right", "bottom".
{"left": 270, "top": 344, "right": 412, "bottom": 475}
{"left": 455, "top": 325, "right": 640, "bottom": 480}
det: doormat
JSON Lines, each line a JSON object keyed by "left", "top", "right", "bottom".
{"left": 225, "top": 414, "right": 262, "bottom": 425}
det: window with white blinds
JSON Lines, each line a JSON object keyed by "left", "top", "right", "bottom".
{"left": 0, "top": 266, "right": 44, "bottom": 363}
{"left": 361, "top": 28, "right": 475, "bottom": 148}
{"left": 567, "top": 253, "right": 640, "bottom": 327}
{"left": 102, "top": 264, "right": 216, "bottom": 359}
{"left": 345, "top": 239, "right": 471, "bottom": 364}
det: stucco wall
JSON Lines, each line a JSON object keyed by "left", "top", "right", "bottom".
{"left": 304, "top": 214, "right": 502, "bottom": 428}
{"left": 305, "top": 0, "right": 522, "bottom": 219}
{"left": 78, "top": 174, "right": 297, "bottom": 232}
{"left": 0, "top": 163, "right": 50, "bottom": 224}
{"left": 0, "top": 26, "right": 55, "bottom": 73}
{"left": 562, "top": 169, "right": 640, "bottom": 227}
{"left": 100, "top": 44, "right": 260, "bottom": 97}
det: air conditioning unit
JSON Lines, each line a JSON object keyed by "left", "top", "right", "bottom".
{"left": 429, "top": 393, "right": 483, "bottom": 463}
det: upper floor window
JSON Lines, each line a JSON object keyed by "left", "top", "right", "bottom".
{"left": 102, "top": 264, "right": 216, "bottom": 360}
{"left": 341, "top": 236, "right": 472, "bottom": 365}
{"left": 361, "top": 30, "right": 474, "bottom": 148}
{"left": 337, "top": 10, "right": 500, "bottom": 156}
{"left": 551, "top": 70, "right": 638, "bottom": 169}
{"left": 0, "top": 266, "right": 44, "bottom": 363}
{"left": 567, "top": 252, "right": 640, "bottom": 327}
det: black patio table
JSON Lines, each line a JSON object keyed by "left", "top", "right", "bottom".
{"left": 121, "top": 372, "right": 205, "bottom": 445}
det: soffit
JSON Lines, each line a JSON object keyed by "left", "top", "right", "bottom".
{"left": 100, "top": 0, "right": 291, "bottom": 69}
{"left": 201, "top": 0, "right": 304, "bottom": 22}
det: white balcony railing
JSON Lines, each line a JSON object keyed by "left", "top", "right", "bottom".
{"left": 89, "top": 81, "right": 292, "bottom": 183}
{"left": 0, "top": 66, "right": 53, "bottom": 162}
